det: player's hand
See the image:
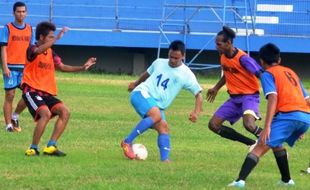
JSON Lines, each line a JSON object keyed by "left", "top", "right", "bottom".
{"left": 3, "top": 67, "right": 11, "bottom": 77}
{"left": 83, "top": 57, "right": 96, "bottom": 70}
{"left": 206, "top": 88, "right": 218, "bottom": 103}
{"left": 189, "top": 111, "right": 199, "bottom": 123}
{"left": 259, "top": 126, "right": 270, "bottom": 145}
{"left": 56, "top": 27, "right": 69, "bottom": 40}
{"left": 128, "top": 82, "right": 136, "bottom": 92}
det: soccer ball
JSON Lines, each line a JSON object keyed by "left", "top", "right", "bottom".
{"left": 132, "top": 143, "right": 148, "bottom": 160}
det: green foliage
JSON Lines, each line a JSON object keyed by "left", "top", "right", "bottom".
{"left": 0, "top": 72, "right": 309, "bottom": 190}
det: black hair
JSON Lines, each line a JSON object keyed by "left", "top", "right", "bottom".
{"left": 35, "top": 21, "right": 56, "bottom": 40}
{"left": 13, "top": 1, "right": 26, "bottom": 12}
{"left": 169, "top": 40, "right": 185, "bottom": 55}
{"left": 217, "top": 26, "right": 236, "bottom": 43}
{"left": 259, "top": 43, "right": 280, "bottom": 65}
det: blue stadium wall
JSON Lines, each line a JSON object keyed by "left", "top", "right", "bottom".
{"left": 1, "top": 0, "right": 309, "bottom": 77}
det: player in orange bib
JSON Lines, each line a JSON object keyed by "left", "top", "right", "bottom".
{"left": 207, "top": 26, "right": 263, "bottom": 147}
{"left": 228, "top": 43, "right": 310, "bottom": 188}
{"left": 0, "top": 2, "right": 34, "bottom": 132}
{"left": 23, "top": 22, "right": 96, "bottom": 156}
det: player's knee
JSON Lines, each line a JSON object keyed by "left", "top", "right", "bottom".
{"left": 208, "top": 120, "right": 220, "bottom": 133}
{"left": 243, "top": 121, "right": 256, "bottom": 132}
{"left": 5, "top": 91, "right": 15, "bottom": 102}
{"left": 60, "top": 107, "right": 71, "bottom": 120}
{"left": 155, "top": 121, "right": 169, "bottom": 134}
{"left": 40, "top": 109, "right": 52, "bottom": 120}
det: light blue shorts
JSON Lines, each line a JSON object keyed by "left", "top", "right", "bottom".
{"left": 266, "top": 119, "right": 309, "bottom": 148}
{"left": 3, "top": 70, "right": 23, "bottom": 90}
{"left": 130, "top": 90, "right": 166, "bottom": 120}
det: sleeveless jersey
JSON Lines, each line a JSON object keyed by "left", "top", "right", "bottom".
{"left": 22, "top": 47, "right": 57, "bottom": 95}
{"left": 221, "top": 49, "right": 259, "bottom": 95}
{"left": 6, "top": 23, "right": 32, "bottom": 64}
{"left": 266, "top": 65, "right": 310, "bottom": 113}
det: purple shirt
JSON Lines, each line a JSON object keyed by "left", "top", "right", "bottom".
{"left": 240, "top": 55, "right": 263, "bottom": 77}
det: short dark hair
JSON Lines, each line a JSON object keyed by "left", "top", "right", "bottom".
{"left": 259, "top": 43, "right": 280, "bottom": 65}
{"left": 217, "top": 26, "right": 236, "bottom": 43}
{"left": 35, "top": 21, "right": 56, "bottom": 40}
{"left": 13, "top": 1, "right": 26, "bottom": 12}
{"left": 169, "top": 40, "right": 185, "bottom": 55}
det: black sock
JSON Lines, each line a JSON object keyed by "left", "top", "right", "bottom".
{"left": 252, "top": 126, "right": 262, "bottom": 138}
{"left": 218, "top": 125, "right": 256, "bottom": 145}
{"left": 273, "top": 149, "right": 291, "bottom": 183}
{"left": 237, "top": 153, "right": 259, "bottom": 181}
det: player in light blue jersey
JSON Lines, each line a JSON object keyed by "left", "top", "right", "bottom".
{"left": 121, "top": 40, "right": 203, "bottom": 162}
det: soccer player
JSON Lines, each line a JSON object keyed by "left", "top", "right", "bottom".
{"left": 228, "top": 43, "right": 310, "bottom": 188}
{"left": 23, "top": 21, "right": 96, "bottom": 156}
{"left": 206, "top": 26, "right": 263, "bottom": 147}
{"left": 121, "top": 40, "right": 203, "bottom": 162}
{"left": 0, "top": 1, "right": 34, "bottom": 132}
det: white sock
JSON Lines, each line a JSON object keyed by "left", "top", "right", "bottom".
{"left": 307, "top": 167, "right": 310, "bottom": 174}
{"left": 12, "top": 113, "right": 19, "bottom": 120}
{"left": 6, "top": 123, "right": 13, "bottom": 129}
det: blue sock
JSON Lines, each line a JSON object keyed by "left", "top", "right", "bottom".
{"left": 47, "top": 140, "right": 57, "bottom": 147}
{"left": 30, "top": 144, "right": 38, "bottom": 150}
{"left": 125, "top": 117, "right": 154, "bottom": 144}
{"left": 157, "top": 134, "right": 170, "bottom": 161}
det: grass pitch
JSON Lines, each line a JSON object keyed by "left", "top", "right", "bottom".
{"left": 0, "top": 72, "right": 309, "bottom": 190}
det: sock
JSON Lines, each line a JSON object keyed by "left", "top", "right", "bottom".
{"left": 237, "top": 153, "right": 259, "bottom": 181}
{"left": 12, "top": 113, "right": 19, "bottom": 120}
{"left": 157, "top": 134, "right": 170, "bottom": 161}
{"left": 218, "top": 125, "right": 256, "bottom": 145}
{"left": 47, "top": 140, "right": 57, "bottom": 147}
{"left": 125, "top": 117, "right": 154, "bottom": 144}
{"left": 251, "top": 126, "right": 262, "bottom": 138}
{"left": 274, "top": 149, "right": 291, "bottom": 183}
{"left": 6, "top": 123, "right": 13, "bottom": 128}
{"left": 30, "top": 144, "right": 38, "bottom": 150}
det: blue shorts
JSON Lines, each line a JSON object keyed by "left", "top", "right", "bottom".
{"left": 130, "top": 90, "right": 166, "bottom": 120}
{"left": 266, "top": 119, "right": 309, "bottom": 148}
{"left": 215, "top": 94, "right": 260, "bottom": 125}
{"left": 3, "top": 70, "right": 23, "bottom": 90}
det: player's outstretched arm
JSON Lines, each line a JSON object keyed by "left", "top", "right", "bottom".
{"left": 128, "top": 71, "right": 150, "bottom": 92}
{"left": 34, "top": 27, "right": 68, "bottom": 55}
{"left": 206, "top": 76, "right": 225, "bottom": 103}
{"left": 57, "top": 57, "right": 96, "bottom": 72}
{"left": 189, "top": 92, "right": 203, "bottom": 123}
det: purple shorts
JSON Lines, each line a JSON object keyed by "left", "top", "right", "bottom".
{"left": 215, "top": 94, "right": 260, "bottom": 125}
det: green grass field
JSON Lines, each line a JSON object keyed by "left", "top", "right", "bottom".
{"left": 0, "top": 72, "right": 309, "bottom": 190}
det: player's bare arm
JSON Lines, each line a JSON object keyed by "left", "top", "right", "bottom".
{"left": 1, "top": 46, "right": 10, "bottom": 77}
{"left": 260, "top": 94, "right": 277, "bottom": 144}
{"left": 128, "top": 71, "right": 150, "bottom": 92}
{"left": 57, "top": 57, "right": 96, "bottom": 72}
{"left": 206, "top": 76, "right": 226, "bottom": 103}
{"left": 189, "top": 92, "right": 203, "bottom": 122}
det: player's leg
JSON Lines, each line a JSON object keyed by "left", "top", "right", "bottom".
{"left": 153, "top": 112, "right": 170, "bottom": 162}
{"left": 3, "top": 88, "right": 15, "bottom": 131}
{"left": 242, "top": 94, "right": 262, "bottom": 138}
{"left": 11, "top": 98, "right": 26, "bottom": 131}
{"left": 11, "top": 71, "right": 27, "bottom": 131}
{"left": 43, "top": 97, "right": 68, "bottom": 156}
{"left": 121, "top": 91, "right": 161, "bottom": 159}
{"left": 272, "top": 147, "right": 293, "bottom": 185}
{"left": 23, "top": 92, "right": 51, "bottom": 156}
{"left": 124, "top": 91, "right": 161, "bottom": 143}
{"left": 228, "top": 142, "right": 270, "bottom": 188}
{"left": 208, "top": 98, "right": 256, "bottom": 145}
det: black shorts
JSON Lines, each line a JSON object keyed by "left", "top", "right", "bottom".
{"left": 22, "top": 91, "right": 63, "bottom": 121}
